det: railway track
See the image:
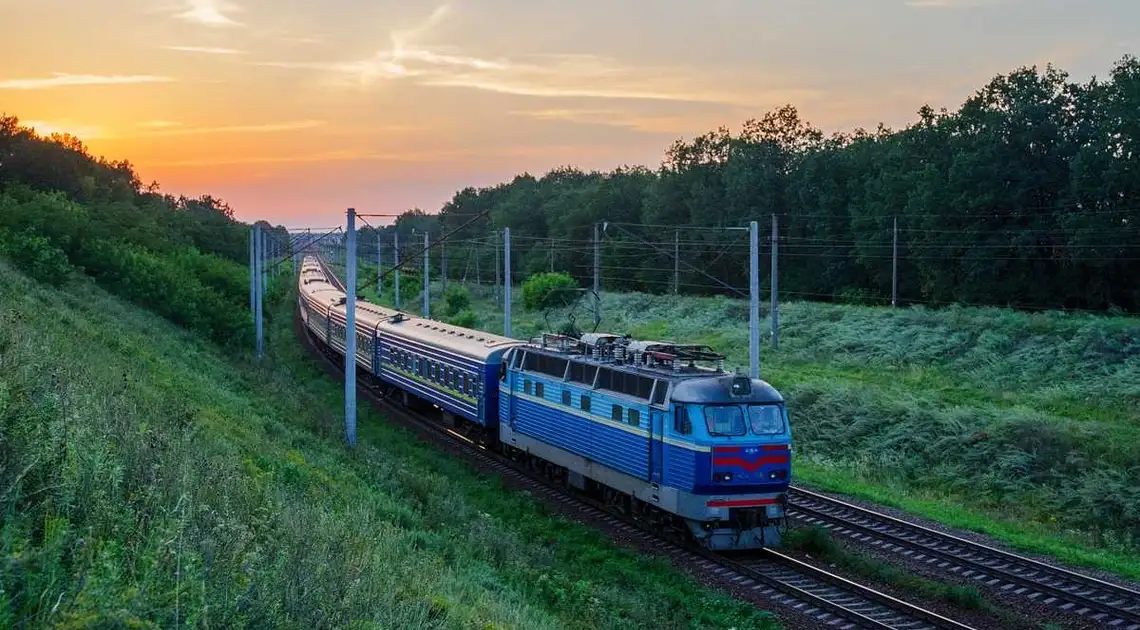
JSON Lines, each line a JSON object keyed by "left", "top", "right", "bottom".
{"left": 293, "top": 299, "right": 975, "bottom": 629}
{"left": 788, "top": 486, "right": 1140, "bottom": 629}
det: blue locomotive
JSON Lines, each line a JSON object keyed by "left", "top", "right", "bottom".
{"left": 298, "top": 255, "right": 791, "bottom": 550}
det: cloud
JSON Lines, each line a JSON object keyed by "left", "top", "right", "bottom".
{"left": 175, "top": 0, "right": 242, "bottom": 27}
{"left": 21, "top": 120, "right": 108, "bottom": 140}
{"left": 141, "top": 120, "right": 327, "bottom": 136}
{"left": 0, "top": 73, "right": 174, "bottom": 90}
{"left": 253, "top": 5, "right": 756, "bottom": 105}
{"left": 904, "top": 0, "right": 994, "bottom": 7}
{"left": 149, "top": 148, "right": 460, "bottom": 168}
{"left": 164, "top": 45, "right": 245, "bottom": 54}
{"left": 511, "top": 108, "right": 695, "bottom": 134}
{"left": 139, "top": 121, "right": 182, "bottom": 129}
{"left": 147, "top": 143, "right": 602, "bottom": 168}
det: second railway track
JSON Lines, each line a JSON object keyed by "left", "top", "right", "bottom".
{"left": 788, "top": 486, "right": 1140, "bottom": 629}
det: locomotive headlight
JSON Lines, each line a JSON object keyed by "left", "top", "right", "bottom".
{"left": 715, "top": 472, "right": 733, "bottom": 482}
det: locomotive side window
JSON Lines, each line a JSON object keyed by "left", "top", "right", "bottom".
{"left": 628, "top": 408, "right": 640, "bottom": 427}
{"left": 535, "top": 382, "right": 544, "bottom": 398}
{"left": 673, "top": 406, "right": 692, "bottom": 435}
{"left": 524, "top": 379, "right": 532, "bottom": 395}
{"left": 611, "top": 404, "right": 622, "bottom": 422}
{"left": 561, "top": 390, "right": 571, "bottom": 405}
{"left": 580, "top": 395, "right": 591, "bottom": 412}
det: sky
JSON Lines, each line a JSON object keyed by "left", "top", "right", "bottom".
{"left": 1, "top": 0, "right": 1136, "bottom": 228}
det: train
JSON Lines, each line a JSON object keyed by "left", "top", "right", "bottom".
{"left": 297, "top": 255, "right": 792, "bottom": 550}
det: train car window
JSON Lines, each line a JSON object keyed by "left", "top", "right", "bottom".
{"left": 673, "top": 406, "right": 692, "bottom": 435}
{"left": 561, "top": 390, "right": 571, "bottom": 405}
{"left": 499, "top": 361, "right": 508, "bottom": 382}
{"left": 580, "top": 395, "right": 591, "bottom": 412}
{"left": 524, "top": 380, "right": 532, "bottom": 395}
{"left": 628, "top": 409, "right": 640, "bottom": 427}
{"left": 611, "top": 404, "right": 622, "bottom": 422}
{"left": 535, "top": 382, "right": 544, "bottom": 398}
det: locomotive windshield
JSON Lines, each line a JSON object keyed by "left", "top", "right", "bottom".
{"left": 689, "top": 403, "right": 787, "bottom": 437}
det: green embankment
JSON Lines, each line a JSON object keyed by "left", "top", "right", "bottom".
{"left": 0, "top": 261, "right": 779, "bottom": 629}
{"left": 359, "top": 274, "right": 1140, "bottom": 581}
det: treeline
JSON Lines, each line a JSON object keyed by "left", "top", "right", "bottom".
{"left": 0, "top": 116, "right": 284, "bottom": 346}
{"left": 364, "top": 55, "right": 1140, "bottom": 313}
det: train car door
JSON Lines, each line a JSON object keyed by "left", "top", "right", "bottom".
{"left": 647, "top": 410, "right": 664, "bottom": 484}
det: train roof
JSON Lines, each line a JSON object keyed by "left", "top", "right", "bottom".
{"left": 517, "top": 331, "right": 730, "bottom": 382}
{"left": 509, "top": 331, "right": 784, "bottom": 407}
{"left": 669, "top": 373, "right": 784, "bottom": 405}
{"left": 298, "top": 255, "right": 522, "bottom": 362}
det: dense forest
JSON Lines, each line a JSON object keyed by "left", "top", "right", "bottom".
{"left": 0, "top": 115, "right": 289, "bottom": 346}
{"left": 359, "top": 55, "right": 1140, "bottom": 313}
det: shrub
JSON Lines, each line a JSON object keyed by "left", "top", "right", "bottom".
{"left": 522, "top": 272, "right": 579, "bottom": 311}
{"left": 0, "top": 228, "right": 72, "bottom": 286}
{"left": 447, "top": 309, "right": 478, "bottom": 329}
{"left": 444, "top": 284, "right": 471, "bottom": 316}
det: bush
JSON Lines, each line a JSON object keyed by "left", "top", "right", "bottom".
{"left": 0, "top": 228, "right": 73, "bottom": 286}
{"left": 522, "top": 272, "right": 579, "bottom": 311}
{"left": 444, "top": 284, "right": 471, "bottom": 316}
{"left": 447, "top": 309, "right": 478, "bottom": 329}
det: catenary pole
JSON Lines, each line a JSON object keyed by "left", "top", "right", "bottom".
{"left": 593, "top": 223, "right": 601, "bottom": 327}
{"left": 394, "top": 233, "right": 401, "bottom": 308}
{"left": 423, "top": 231, "right": 430, "bottom": 318}
{"left": 673, "top": 229, "right": 680, "bottom": 295}
{"left": 749, "top": 220, "right": 759, "bottom": 379}
{"left": 344, "top": 208, "right": 358, "bottom": 447}
{"left": 504, "top": 227, "right": 512, "bottom": 338}
{"left": 771, "top": 214, "right": 779, "bottom": 350}
{"left": 892, "top": 216, "right": 899, "bottom": 307}
{"left": 494, "top": 231, "right": 501, "bottom": 306}
{"left": 255, "top": 225, "right": 264, "bottom": 360}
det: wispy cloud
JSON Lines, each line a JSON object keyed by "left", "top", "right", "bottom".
{"left": 254, "top": 5, "right": 755, "bottom": 105}
{"left": 0, "top": 73, "right": 174, "bottom": 90}
{"left": 21, "top": 120, "right": 108, "bottom": 140}
{"left": 148, "top": 143, "right": 602, "bottom": 168}
{"left": 164, "top": 45, "right": 245, "bottom": 55}
{"left": 149, "top": 148, "right": 460, "bottom": 168}
{"left": 175, "top": 0, "right": 242, "bottom": 27}
{"left": 139, "top": 120, "right": 182, "bottom": 129}
{"left": 141, "top": 120, "right": 327, "bottom": 136}
{"left": 905, "top": 0, "right": 994, "bottom": 7}
{"left": 511, "top": 108, "right": 695, "bottom": 134}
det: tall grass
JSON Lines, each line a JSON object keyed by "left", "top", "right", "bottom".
{"left": 397, "top": 277, "right": 1140, "bottom": 580}
{"left": 0, "top": 261, "right": 779, "bottom": 629}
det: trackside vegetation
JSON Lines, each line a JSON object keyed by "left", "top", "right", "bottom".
{"left": 0, "top": 260, "right": 781, "bottom": 629}
{"left": 387, "top": 278, "right": 1140, "bottom": 582}
{"left": 0, "top": 116, "right": 282, "bottom": 347}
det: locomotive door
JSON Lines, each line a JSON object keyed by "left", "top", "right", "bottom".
{"left": 647, "top": 410, "right": 664, "bottom": 484}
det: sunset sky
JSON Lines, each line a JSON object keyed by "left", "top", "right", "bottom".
{"left": 2, "top": 0, "right": 1136, "bottom": 228}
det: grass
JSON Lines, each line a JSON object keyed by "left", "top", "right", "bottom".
{"left": 356, "top": 272, "right": 1140, "bottom": 582}
{"left": 0, "top": 260, "right": 781, "bottom": 629}
{"left": 783, "top": 526, "right": 985, "bottom": 612}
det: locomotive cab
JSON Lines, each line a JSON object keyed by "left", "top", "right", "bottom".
{"left": 669, "top": 372, "right": 791, "bottom": 549}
